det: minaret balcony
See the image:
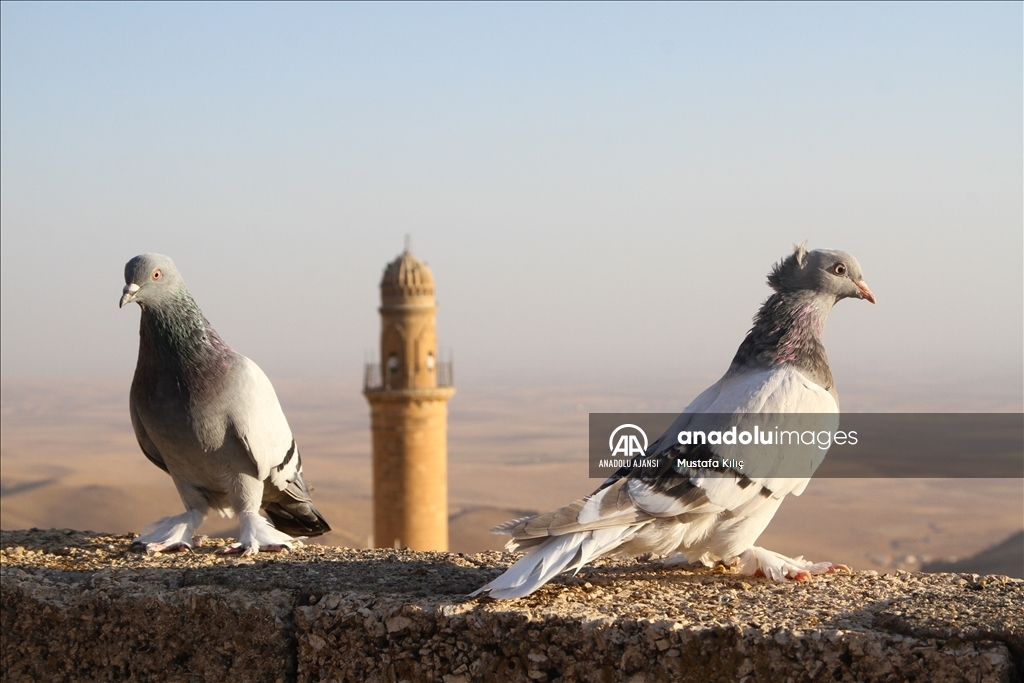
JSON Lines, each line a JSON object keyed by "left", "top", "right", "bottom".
{"left": 363, "top": 361, "right": 454, "bottom": 392}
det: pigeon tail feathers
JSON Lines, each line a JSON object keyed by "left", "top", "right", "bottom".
{"left": 265, "top": 499, "right": 331, "bottom": 536}
{"left": 471, "top": 525, "right": 640, "bottom": 599}
{"left": 491, "top": 515, "right": 536, "bottom": 535}
{"left": 470, "top": 532, "right": 585, "bottom": 599}
{"left": 264, "top": 457, "right": 331, "bottom": 536}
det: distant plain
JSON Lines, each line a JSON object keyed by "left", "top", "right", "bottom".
{"left": 1, "top": 377, "right": 1021, "bottom": 576}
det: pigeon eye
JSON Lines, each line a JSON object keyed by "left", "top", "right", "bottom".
{"left": 152, "top": 269, "right": 162, "bottom": 281}
{"left": 833, "top": 263, "right": 847, "bottom": 276}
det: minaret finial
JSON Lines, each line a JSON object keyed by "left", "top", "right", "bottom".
{"left": 404, "top": 234, "right": 411, "bottom": 253}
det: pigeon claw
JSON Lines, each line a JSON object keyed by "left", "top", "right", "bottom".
{"left": 736, "top": 547, "right": 845, "bottom": 582}
{"left": 216, "top": 543, "right": 249, "bottom": 555}
{"left": 825, "top": 563, "right": 852, "bottom": 575}
{"left": 751, "top": 566, "right": 811, "bottom": 581}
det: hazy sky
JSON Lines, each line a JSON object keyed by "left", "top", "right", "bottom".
{"left": 2, "top": 3, "right": 1021, "bottom": 408}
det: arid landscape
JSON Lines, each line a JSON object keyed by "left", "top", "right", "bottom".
{"left": 2, "top": 377, "right": 1021, "bottom": 576}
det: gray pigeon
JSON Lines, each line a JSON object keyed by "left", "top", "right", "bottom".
{"left": 119, "top": 253, "right": 330, "bottom": 555}
{"left": 473, "top": 243, "right": 875, "bottom": 598}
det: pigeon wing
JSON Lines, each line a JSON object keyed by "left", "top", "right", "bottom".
{"left": 647, "top": 365, "right": 839, "bottom": 503}
{"left": 224, "top": 356, "right": 302, "bottom": 491}
{"left": 221, "top": 356, "right": 330, "bottom": 536}
{"left": 508, "top": 365, "right": 840, "bottom": 546}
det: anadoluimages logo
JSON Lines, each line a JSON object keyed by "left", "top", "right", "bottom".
{"left": 590, "top": 413, "right": 1024, "bottom": 479}
{"left": 609, "top": 424, "right": 648, "bottom": 457}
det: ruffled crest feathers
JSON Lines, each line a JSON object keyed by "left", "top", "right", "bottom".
{"left": 767, "top": 241, "right": 809, "bottom": 292}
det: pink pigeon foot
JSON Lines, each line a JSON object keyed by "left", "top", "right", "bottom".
{"left": 738, "top": 547, "right": 847, "bottom": 581}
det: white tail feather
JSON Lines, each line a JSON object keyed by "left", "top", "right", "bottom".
{"left": 490, "top": 515, "right": 535, "bottom": 535}
{"left": 470, "top": 525, "right": 642, "bottom": 599}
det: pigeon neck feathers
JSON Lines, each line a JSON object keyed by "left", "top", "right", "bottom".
{"left": 729, "top": 289, "right": 836, "bottom": 395}
{"left": 136, "top": 287, "right": 234, "bottom": 400}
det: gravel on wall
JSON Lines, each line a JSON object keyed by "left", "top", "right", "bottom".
{"left": 1, "top": 529, "right": 1020, "bottom": 683}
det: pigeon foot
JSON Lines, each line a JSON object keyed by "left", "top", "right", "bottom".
{"left": 736, "top": 546, "right": 840, "bottom": 581}
{"left": 134, "top": 510, "right": 205, "bottom": 553}
{"left": 216, "top": 543, "right": 251, "bottom": 556}
{"left": 230, "top": 511, "right": 301, "bottom": 555}
{"left": 212, "top": 512, "right": 303, "bottom": 555}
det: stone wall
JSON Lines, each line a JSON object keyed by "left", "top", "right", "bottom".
{"left": 1, "top": 529, "right": 1020, "bottom": 682}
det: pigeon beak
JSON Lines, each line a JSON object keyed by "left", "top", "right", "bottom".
{"left": 854, "top": 280, "right": 876, "bottom": 304}
{"left": 119, "top": 283, "right": 140, "bottom": 308}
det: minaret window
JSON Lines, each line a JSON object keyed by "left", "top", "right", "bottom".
{"left": 387, "top": 354, "right": 400, "bottom": 374}
{"left": 426, "top": 352, "right": 435, "bottom": 371}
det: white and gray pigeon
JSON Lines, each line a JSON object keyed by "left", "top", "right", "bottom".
{"left": 473, "top": 243, "right": 875, "bottom": 599}
{"left": 119, "top": 253, "right": 330, "bottom": 555}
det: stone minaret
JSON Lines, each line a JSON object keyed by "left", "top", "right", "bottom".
{"left": 364, "top": 246, "right": 455, "bottom": 551}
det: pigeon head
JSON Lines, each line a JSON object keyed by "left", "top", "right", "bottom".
{"left": 767, "top": 243, "right": 875, "bottom": 304}
{"left": 119, "top": 253, "right": 186, "bottom": 309}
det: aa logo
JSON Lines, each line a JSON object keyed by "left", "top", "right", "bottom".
{"left": 609, "top": 424, "right": 649, "bottom": 458}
